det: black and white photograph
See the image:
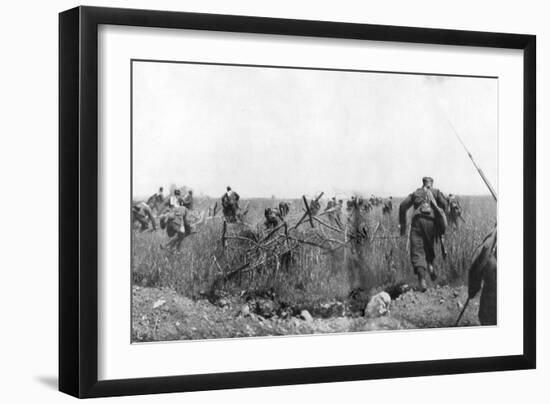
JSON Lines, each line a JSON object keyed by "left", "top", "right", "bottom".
{"left": 131, "top": 60, "right": 498, "bottom": 342}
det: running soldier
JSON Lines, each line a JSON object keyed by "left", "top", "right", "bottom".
{"left": 399, "top": 177, "right": 448, "bottom": 292}
{"left": 146, "top": 186, "right": 164, "bottom": 209}
{"left": 221, "top": 186, "right": 240, "bottom": 223}
{"left": 160, "top": 199, "right": 192, "bottom": 252}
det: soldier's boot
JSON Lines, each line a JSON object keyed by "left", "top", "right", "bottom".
{"left": 416, "top": 267, "right": 428, "bottom": 292}
{"left": 428, "top": 263, "right": 437, "bottom": 282}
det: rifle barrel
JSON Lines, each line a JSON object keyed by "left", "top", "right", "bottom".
{"left": 445, "top": 116, "right": 498, "bottom": 202}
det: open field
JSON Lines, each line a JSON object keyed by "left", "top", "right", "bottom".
{"left": 132, "top": 194, "right": 496, "bottom": 341}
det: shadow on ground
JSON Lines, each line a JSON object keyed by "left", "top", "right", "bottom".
{"left": 35, "top": 375, "right": 58, "bottom": 390}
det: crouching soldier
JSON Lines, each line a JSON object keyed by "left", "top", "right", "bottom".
{"left": 159, "top": 200, "right": 192, "bottom": 251}
{"left": 278, "top": 201, "right": 290, "bottom": 218}
{"left": 264, "top": 207, "right": 279, "bottom": 229}
{"left": 132, "top": 201, "right": 156, "bottom": 231}
{"left": 399, "top": 177, "right": 448, "bottom": 292}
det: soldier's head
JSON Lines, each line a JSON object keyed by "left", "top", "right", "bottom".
{"left": 159, "top": 187, "right": 163, "bottom": 192}
{"left": 422, "top": 176, "right": 434, "bottom": 189}
{"left": 174, "top": 189, "right": 181, "bottom": 196}
{"left": 188, "top": 190, "right": 193, "bottom": 195}
{"left": 226, "top": 186, "right": 231, "bottom": 192}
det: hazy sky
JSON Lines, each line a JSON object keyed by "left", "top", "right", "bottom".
{"left": 133, "top": 61, "right": 497, "bottom": 199}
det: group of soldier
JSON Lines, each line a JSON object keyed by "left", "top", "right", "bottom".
{"left": 260, "top": 176, "right": 491, "bottom": 325}
{"left": 132, "top": 186, "right": 195, "bottom": 251}
{"left": 133, "top": 176, "right": 493, "bottom": 325}
{"left": 133, "top": 184, "right": 244, "bottom": 251}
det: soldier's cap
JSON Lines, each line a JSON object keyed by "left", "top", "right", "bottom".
{"left": 174, "top": 189, "right": 181, "bottom": 195}
{"left": 422, "top": 176, "right": 434, "bottom": 184}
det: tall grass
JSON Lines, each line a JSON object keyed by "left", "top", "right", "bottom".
{"left": 132, "top": 195, "right": 496, "bottom": 304}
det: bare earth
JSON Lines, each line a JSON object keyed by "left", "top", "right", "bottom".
{"left": 132, "top": 285, "right": 482, "bottom": 342}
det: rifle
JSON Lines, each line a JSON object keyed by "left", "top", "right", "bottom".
{"left": 444, "top": 116, "right": 497, "bottom": 201}
{"left": 455, "top": 297, "right": 470, "bottom": 326}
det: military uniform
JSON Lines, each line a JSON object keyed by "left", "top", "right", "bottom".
{"left": 165, "top": 205, "right": 191, "bottom": 238}
{"left": 264, "top": 208, "right": 279, "bottom": 229}
{"left": 133, "top": 201, "right": 156, "bottom": 231}
{"left": 181, "top": 192, "right": 194, "bottom": 210}
{"left": 468, "top": 227, "right": 497, "bottom": 325}
{"left": 221, "top": 190, "right": 240, "bottom": 222}
{"left": 399, "top": 187, "right": 448, "bottom": 277}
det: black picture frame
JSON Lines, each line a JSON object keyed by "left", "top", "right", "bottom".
{"left": 59, "top": 6, "right": 536, "bottom": 398}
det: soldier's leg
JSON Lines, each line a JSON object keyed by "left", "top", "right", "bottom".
{"left": 143, "top": 205, "right": 157, "bottom": 230}
{"left": 416, "top": 267, "right": 428, "bottom": 292}
{"left": 409, "top": 222, "right": 428, "bottom": 292}
{"left": 420, "top": 219, "right": 437, "bottom": 281}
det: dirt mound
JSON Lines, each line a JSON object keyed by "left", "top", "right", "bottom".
{"left": 132, "top": 284, "right": 481, "bottom": 342}
{"left": 391, "top": 285, "right": 480, "bottom": 328}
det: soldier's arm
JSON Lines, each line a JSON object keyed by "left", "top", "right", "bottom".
{"left": 398, "top": 194, "right": 413, "bottom": 235}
